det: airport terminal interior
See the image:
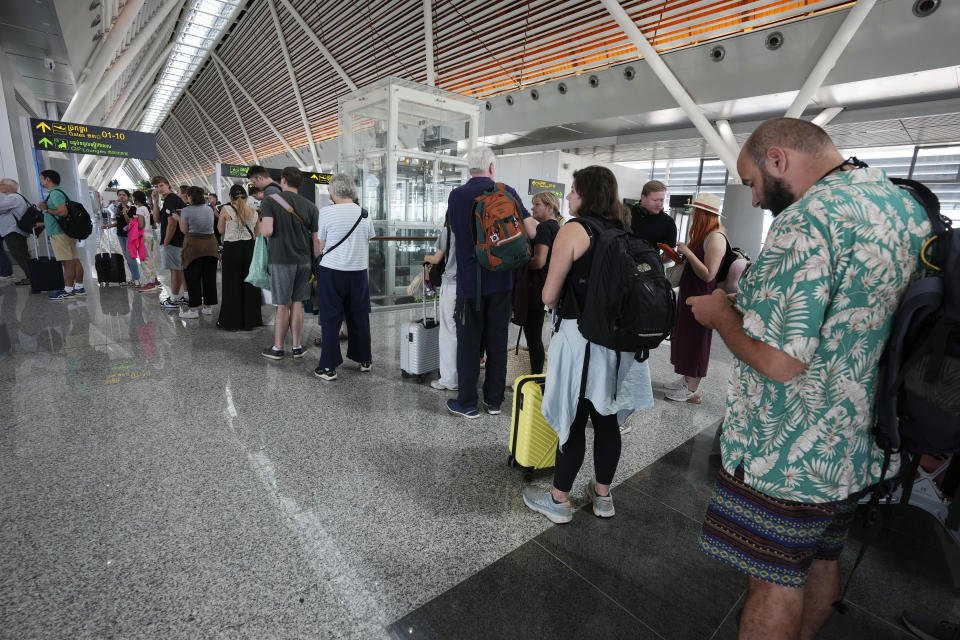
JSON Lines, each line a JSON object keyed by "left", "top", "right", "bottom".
{"left": 1, "top": 0, "right": 959, "bottom": 638}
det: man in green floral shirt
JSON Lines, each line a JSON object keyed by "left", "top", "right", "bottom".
{"left": 688, "top": 118, "right": 929, "bottom": 640}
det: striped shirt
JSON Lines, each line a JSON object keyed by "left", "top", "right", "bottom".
{"left": 317, "top": 203, "right": 375, "bottom": 271}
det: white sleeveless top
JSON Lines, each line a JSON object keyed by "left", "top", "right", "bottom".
{"left": 221, "top": 205, "right": 256, "bottom": 242}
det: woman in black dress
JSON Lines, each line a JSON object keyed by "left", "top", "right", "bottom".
{"left": 216, "top": 184, "right": 262, "bottom": 330}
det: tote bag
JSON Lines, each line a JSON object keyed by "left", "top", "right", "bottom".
{"left": 245, "top": 236, "right": 270, "bottom": 290}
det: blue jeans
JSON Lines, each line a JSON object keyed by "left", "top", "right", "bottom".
{"left": 120, "top": 236, "right": 140, "bottom": 281}
{"left": 315, "top": 266, "right": 372, "bottom": 369}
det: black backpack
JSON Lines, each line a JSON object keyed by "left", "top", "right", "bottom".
{"left": 569, "top": 216, "right": 676, "bottom": 361}
{"left": 49, "top": 188, "right": 92, "bottom": 240}
{"left": 835, "top": 177, "right": 959, "bottom": 613}
{"left": 14, "top": 193, "right": 44, "bottom": 236}
{"left": 874, "top": 178, "right": 959, "bottom": 462}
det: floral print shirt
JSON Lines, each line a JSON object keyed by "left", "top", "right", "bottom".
{"left": 720, "top": 168, "right": 931, "bottom": 503}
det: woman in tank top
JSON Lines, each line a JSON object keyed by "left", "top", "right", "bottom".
{"left": 216, "top": 184, "right": 262, "bottom": 330}
{"left": 522, "top": 166, "right": 654, "bottom": 525}
{"left": 664, "top": 192, "right": 727, "bottom": 403}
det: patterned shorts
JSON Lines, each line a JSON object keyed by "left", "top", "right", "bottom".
{"left": 698, "top": 465, "right": 859, "bottom": 588}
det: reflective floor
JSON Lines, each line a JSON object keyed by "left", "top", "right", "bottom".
{"left": 1, "top": 248, "right": 956, "bottom": 639}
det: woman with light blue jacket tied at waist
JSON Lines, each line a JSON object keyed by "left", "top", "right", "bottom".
{"left": 522, "top": 165, "right": 653, "bottom": 525}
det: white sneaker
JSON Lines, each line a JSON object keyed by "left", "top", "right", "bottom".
{"left": 201, "top": 305, "right": 214, "bottom": 315}
{"left": 430, "top": 379, "right": 458, "bottom": 391}
{"left": 665, "top": 383, "right": 702, "bottom": 404}
{"left": 662, "top": 377, "right": 687, "bottom": 391}
{"left": 619, "top": 423, "right": 632, "bottom": 435}
{"left": 179, "top": 308, "right": 200, "bottom": 319}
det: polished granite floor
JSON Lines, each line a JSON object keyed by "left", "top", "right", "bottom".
{"left": 0, "top": 248, "right": 957, "bottom": 639}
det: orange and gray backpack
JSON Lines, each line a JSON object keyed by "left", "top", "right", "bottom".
{"left": 472, "top": 183, "right": 530, "bottom": 297}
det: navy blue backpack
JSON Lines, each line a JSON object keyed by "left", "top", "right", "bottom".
{"left": 836, "top": 177, "right": 959, "bottom": 612}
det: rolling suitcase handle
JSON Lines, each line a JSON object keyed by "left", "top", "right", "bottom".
{"left": 421, "top": 263, "right": 438, "bottom": 327}
{"left": 31, "top": 229, "right": 56, "bottom": 260}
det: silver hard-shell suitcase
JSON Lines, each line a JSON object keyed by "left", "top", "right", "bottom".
{"left": 399, "top": 266, "right": 440, "bottom": 382}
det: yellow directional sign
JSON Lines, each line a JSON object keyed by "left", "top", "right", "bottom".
{"left": 30, "top": 118, "right": 157, "bottom": 160}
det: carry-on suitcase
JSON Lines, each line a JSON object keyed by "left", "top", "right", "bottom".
{"left": 95, "top": 229, "right": 126, "bottom": 286}
{"left": 508, "top": 374, "right": 557, "bottom": 480}
{"left": 28, "top": 231, "right": 65, "bottom": 293}
{"left": 399, "top": 265, "right": 440, "bottom": 382}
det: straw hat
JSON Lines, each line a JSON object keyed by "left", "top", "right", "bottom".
{"left": 687, "top": 192, "right": 723, "bottom": 217}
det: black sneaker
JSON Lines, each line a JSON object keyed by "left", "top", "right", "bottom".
{"left": 291, "top": 346, "right": 306, "bottom": 359}
{"left": 261, "top": 346, "right": 285, "bottom": 360}
{"left": 359, "top": 361, "right": 372, "bottom": 372}
{"left": 314, "top": 367, "right": 337, "bottom": 381}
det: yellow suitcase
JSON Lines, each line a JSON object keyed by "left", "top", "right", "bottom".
{"left": 508, "top": 374, "right": 558, "bottom": 479}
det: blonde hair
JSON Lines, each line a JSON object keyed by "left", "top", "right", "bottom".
{"left": 532, "top": 191, "right": 562, "bottom": 219}
{"left": 230, "top": 193, "right": 257, "bottom": 234}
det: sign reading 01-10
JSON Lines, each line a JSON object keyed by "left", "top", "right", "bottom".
{"left": 528, "top": 179, "right": 564, "bottom": 199}
{"left": 30, "top": 118, "right": 157, "bottom": 160}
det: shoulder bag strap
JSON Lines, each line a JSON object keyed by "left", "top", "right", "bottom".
{"left": 269, "top": 193, "right": 309, "bottom": 232}
{"left": 14, "top": 193, "right": 31, "bottom": 221}
{"left": 319, "top": 208, "right": 367, "bottom": 261}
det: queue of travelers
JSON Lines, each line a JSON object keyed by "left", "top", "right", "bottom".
{"left": 1, "top": 117, "right": 940, "bottom": 638}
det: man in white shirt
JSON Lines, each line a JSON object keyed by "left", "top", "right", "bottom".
{"left": 0, "top": 178, "right": 33, "bottom": 285}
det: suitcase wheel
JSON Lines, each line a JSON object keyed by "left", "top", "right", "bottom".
{"left": 417, "top": 374, "right": 426, "bottom": 383}
{"left": 523, "top": 471, "right": 533, "bottom": 482}
{"left": 507, "top": 454, "right": 515, "bottom": 468}
{"left": 401, "top": 370, "right": 410, "bottom": 379}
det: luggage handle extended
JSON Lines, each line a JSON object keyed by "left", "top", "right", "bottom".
{"left": 97, "top": 226, "right": 119, "bottom": 256}
{"left": 30, "top": 229, "right": 55, "bottom": 260}
{"left": 421, "top": 263, "right": 438, "bottom": 327}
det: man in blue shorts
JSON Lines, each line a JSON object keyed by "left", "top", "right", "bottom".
{"left": 688, "top": 118, "right": 930, "bottom": 640}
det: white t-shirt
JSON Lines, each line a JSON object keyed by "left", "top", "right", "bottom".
{"left": 317, "top": 203, "right": 375, "bottom": 271}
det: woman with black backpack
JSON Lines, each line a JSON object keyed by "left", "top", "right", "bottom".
{"left": 522, "top": 166, "right": 654, "bottom": 525}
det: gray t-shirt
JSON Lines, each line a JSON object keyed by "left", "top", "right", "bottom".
{"left": 435, "top": 225, "right": 456, "bottom": 281}
{"left": 180, "top": 204, "right": 214, "bottom": 234}
{"left": 262, "top": 191, "right": 318, "bottom": 265}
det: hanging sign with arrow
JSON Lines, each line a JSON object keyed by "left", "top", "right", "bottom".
{"left": 30, "top": 118, "right": 157, "bottom": 160}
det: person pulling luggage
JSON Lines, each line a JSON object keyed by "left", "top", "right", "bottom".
{"left": 522, "top": 166, "right": 655, "bottom": 524}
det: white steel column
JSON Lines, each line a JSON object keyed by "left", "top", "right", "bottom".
{"left": 103, "top": 42, "right": 176, "bottom": 127}
{"left": 63, "top": 0, "right": 147, "bottom": 122}
{"left": 161, "top": 130, "right": 195, "bottom": 186}
{"left": 184, "top": 90, "right": 245, "bottom": 163}
{"left": 168, "top": 111, "right": 216, "bottom": 184}
{"left": 267, "top": 0, "right": 321, "bottom": 170}
{"left": 811, "top": 107, "right": 845, "bottom": 127}
{"left": 210, "top": 53, "right": 307, "bottom": 166}
{"left": 184, "top": 93, "right": 223, "bottom": 164}
{"left": 157, "top": 129, "right": 193, "bottom": 185}
{"left": 78, "top": 68, "right": 161, "bottom": 176}
{"left": 422, "top": 0, "right": 435, "bottom": 86}
{"left": 278, "top": 0, "right": 357, "bottom": 92}
{"left": 785, "top": 0, "right": 876, "bottom": 119}
{"left": 73, "top": 0, "right": 182, "bottom": 124}
{"left": 715, "top": 120, "right": 739, "bottom": 156}
{"left": 599, "top": 0, "right": 739, "bottom": 178}
{"left": 212, "top": 62, "right": 258, "bottom": 163}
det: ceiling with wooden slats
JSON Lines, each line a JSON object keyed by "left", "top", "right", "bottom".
{"left": 147, "top": 0, "right": 849, "bottom": 182}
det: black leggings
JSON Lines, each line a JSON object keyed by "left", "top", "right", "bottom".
{"left": 553, "top": 399, "right": 621, "bottom": 492}
{"left": 185, "top": 256, "right": 218, "bottom": 307}
{"left": 523, "top": 306, "right": 546, "bottom": 374}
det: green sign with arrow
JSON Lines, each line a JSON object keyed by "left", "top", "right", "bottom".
{"left": 30, "top": 118, "right": 157, "bottom": 160}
